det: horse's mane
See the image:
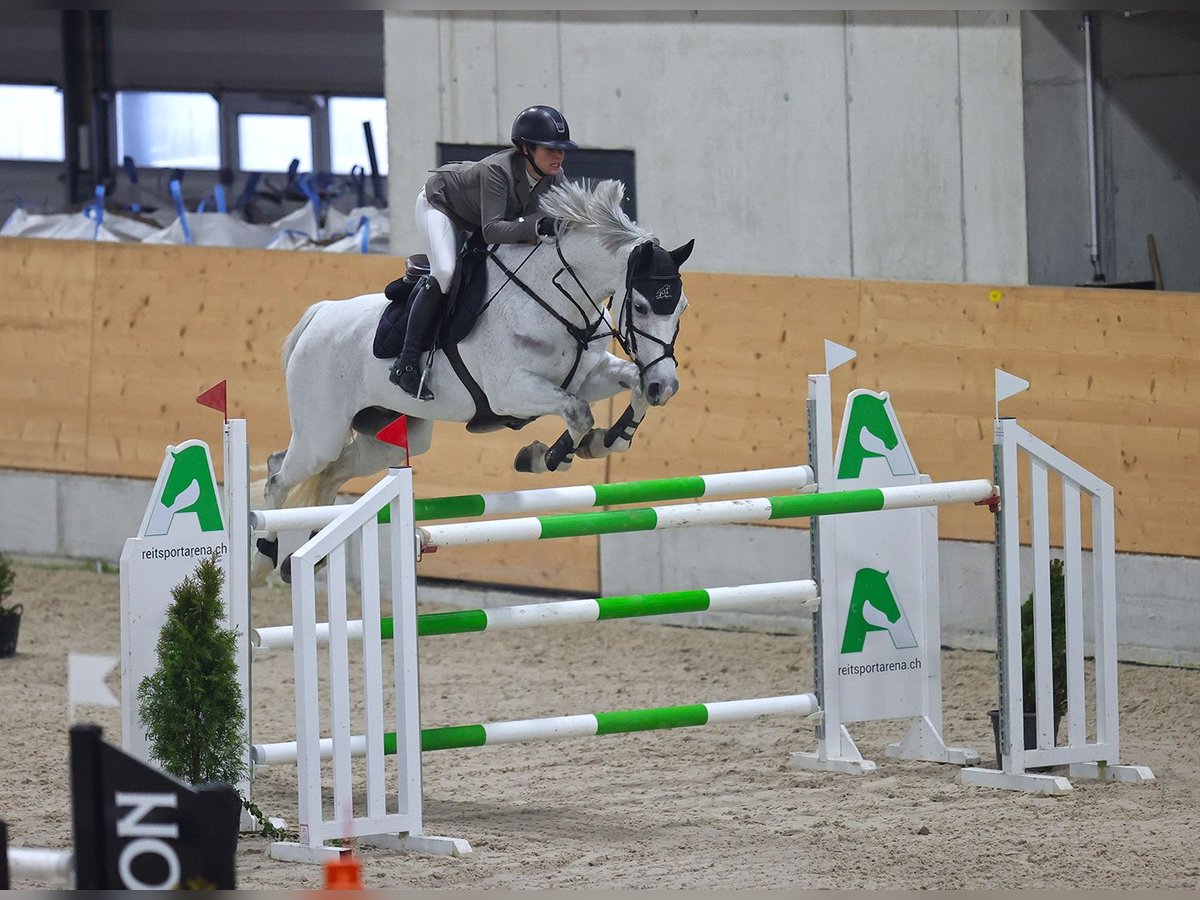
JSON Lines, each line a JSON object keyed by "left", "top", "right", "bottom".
{"left": 538, "top": 179, "right": 656, "bottom": 254}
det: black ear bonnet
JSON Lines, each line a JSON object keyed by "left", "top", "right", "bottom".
{"left": 628, "top": 242, "right": 684, "bottom": 315}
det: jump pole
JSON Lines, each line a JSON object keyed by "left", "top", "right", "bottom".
{"left": 253, "top": 693, "right": 821, "bottom": 766}
{"left": 252, "top": 579, "right": 820, "bottom": 650}
{"left": 416, "top": 480, "right": 996, "bottom": 549}
{"left": 250, "top": 463, "right": 815, "bottom": 532}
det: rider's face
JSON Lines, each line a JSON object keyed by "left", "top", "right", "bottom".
{"left": 526, "top": 144, "right": 566, "bottom": 178}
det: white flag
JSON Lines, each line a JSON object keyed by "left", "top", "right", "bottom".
{"left": 824, "top": 340, "right": 856, "bottom": 374}
{"left": 995, "top": 369, "right": 1030, "bottom": 403}
{"left": 68, "top": 653, "right": 119, "bottom": 721}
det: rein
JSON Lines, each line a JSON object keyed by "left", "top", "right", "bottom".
{"left": 485, "top": 242, "right": 612, "bottom": 389}
{"left": 484, "top": 237, "right": 680, "bottom": 389}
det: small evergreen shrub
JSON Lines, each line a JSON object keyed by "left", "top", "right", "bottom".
{"left": 137, "top": 554, "right": 246, "bottom": 786}
{"left": 1019, "top": 557, "right": 1068, "bottom": 719}
{"left": 0, "top": 553, "right": 16, "bottom": 615}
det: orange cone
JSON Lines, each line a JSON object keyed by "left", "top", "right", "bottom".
{"left": 323, "top": 849, "right": 363, "bottom": 890}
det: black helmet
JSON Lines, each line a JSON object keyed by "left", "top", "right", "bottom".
{"left": 511, "top": 105, "right": 578, "bottom": 150}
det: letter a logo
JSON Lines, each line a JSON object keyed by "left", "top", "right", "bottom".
{"left": 142, "top": 442, "right": 224, "bottom": 537}
{"left": 841, "top": 567, "right": 919, "bottom": 653}
{"left": 836, "top": 391, "right": 917, "bottom": 480}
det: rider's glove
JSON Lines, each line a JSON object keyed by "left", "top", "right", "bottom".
{"left": 536, "top": 217, "right": 560, "bottom": 238}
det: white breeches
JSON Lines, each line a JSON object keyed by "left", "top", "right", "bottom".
{"left": 415, "top": 189, "right": 458, "bottom": 292}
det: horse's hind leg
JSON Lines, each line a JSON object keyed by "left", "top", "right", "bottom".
{"left": 252, "top": 427, "right": 351, "bottom": 582}
{"left": 275, "top": 425, "right": 428, "bottom": 582}
{"left": 249, "top": 449, "right": 290, "bottom": 584}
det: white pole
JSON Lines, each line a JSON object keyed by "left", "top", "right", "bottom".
{"left": 252, "top": 579, "right": 819, "bottom": 651}
{"left": 418, "top": 480, "right": 995, "bottom": 549}
{"left": 249, "top": 464, "right": 816, "bottom": 532}
{"left": 7, "top": 847, "right": 74, "bottom": 885}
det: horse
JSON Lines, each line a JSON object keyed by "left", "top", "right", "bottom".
{"left": 253, "top": 179, "right": 694, "bottom": 582}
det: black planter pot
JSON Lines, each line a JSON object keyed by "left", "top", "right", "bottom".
{"left": 0, "top": 604, "right": 22, "bottom": 658}
{"left": 987, "top": 707, "right": 1062, "bottom": 771}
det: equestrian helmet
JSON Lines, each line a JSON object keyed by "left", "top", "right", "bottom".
{"left": 511, "top": 105, "right": 578, "bottom": 150}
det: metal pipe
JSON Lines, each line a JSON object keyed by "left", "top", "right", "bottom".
{"left": 1084, "top": 12, "right": 1104, "bottom": 281}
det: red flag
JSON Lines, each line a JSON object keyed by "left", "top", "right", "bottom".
{"left": 196, "top": 380, "right": 228, "bottom": 418}
{"left": 376, "top": 415, "right": 410, "bottom": 467}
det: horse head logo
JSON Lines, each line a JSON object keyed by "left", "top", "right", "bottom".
{"left": 840, "top": 567, "right": 918, "bottom": 653}
{"left": 836, "top": 391, "right": 917, "bottom": 480}
{"left": 143, "top": 443, "right": 224, "bottom": 536}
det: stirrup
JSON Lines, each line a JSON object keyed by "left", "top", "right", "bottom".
{"left": 394, "top": 363, "right": 434, "bottom": 401}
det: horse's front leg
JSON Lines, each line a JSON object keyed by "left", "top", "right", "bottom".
{"left": 571, "top": 355, "right": 649, "bottom": 461}
{"left": 509, "top": 382, "right": 595, "bottom": 475}
{"left": 583, "top": 396, "right": 649, "bottom": 457}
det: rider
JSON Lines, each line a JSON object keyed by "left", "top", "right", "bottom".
{"left": 390, "top": 104, "right": 578, "bottom": 400}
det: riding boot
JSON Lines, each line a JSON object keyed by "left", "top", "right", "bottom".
{"left": 389, "top": 278, "right": 445, "bottom": 400}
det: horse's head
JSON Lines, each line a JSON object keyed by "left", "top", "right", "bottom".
{"left": 538, "top": 180, "right": 694, "bottom": 407}
{"left": 619, "top": 238, "right": 694, "bottom": 406}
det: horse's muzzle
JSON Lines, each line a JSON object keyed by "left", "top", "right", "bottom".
{"left": 644, "top": 374, "right": 679, "bottom": 406}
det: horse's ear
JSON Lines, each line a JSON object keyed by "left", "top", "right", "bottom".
{"left": 631, "top": 241, "right": 656, "bottom": 272}
{"left": 669, "top": 239, "right": 695, "bottom": 269}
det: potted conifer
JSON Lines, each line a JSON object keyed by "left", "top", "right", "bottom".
{"left": 989, "top": 557, "right": 1068, "bottom": 765}
{"left": 137, "top": 554, "right": 246, "bottom": 787}
{"left": 137, "top": 554, "right": 284, "bottom": 837}
{"left": 0, "top": 553, "right": 22, "bottom": 659}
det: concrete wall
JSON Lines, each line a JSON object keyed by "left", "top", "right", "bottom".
{"left": 384, "top": 10, "right": 1028, "bottom": 284}
{"left": 1022, "top": 11, "right": 1200, "bottom": 290}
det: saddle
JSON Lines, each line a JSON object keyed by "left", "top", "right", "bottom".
{"left": 372, "top": 231, "right": 490, "bottom": 359}
{"left": 372, "top": 233, "right": 535, "bottom": 433}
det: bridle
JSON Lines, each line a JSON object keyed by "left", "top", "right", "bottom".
{"left": 484, "top": 236, "right": 682, "bottom": 389}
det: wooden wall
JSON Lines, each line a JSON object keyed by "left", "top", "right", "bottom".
{"left": 2, "top": 238, "right": 1196, "bottom": 592}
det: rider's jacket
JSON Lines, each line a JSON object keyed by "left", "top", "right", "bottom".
{"left": 424, "top": 148, "right": 567, "bottom": 245}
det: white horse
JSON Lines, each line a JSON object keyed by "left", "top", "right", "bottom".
{"left": 254, "top": 179, "right": 694, "bottom": 580}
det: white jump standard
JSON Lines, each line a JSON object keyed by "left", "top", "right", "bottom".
{"left": 959, "top": 417, "right": 1155, "bottom": 794}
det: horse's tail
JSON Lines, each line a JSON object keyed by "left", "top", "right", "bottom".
{"left": 281, "top": 301, "right": 327, "bottom": 370}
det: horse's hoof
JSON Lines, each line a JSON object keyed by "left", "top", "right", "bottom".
{"left": 280, "top": 555, "right": 292, "bottom": 584}
{"left": 514, "top": 441, "right": 549, "bottom": 474}
{"left": 256, "top": 537, "right": 279, "bottom": 569}
{"left": 575, "top": 429, "right": 606, "bottom": 460}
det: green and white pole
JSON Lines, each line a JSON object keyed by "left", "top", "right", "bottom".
{"left": 419, "top": 479, "right": 996, "bottom": 549}
{"left": 252, "top": 579, "right": 820, "bottom": 651}
{"left": 252, "top": 693, "right": 820, "bottom": 765}
{"left": 249, "top": 464, "right": 815, "bottom": 532}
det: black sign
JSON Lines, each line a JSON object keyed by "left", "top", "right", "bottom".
{"left": 68, "top": 724, "right": 240, "bottom": 890}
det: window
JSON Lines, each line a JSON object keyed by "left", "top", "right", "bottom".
{"left": 236, "top": 113, "right": 314, "bottom": 173}
{"left": 0, "top": 84, "right": 65, "bottom": 161}
{"left": 115, "top": 91, "right": 219, "bottom": 169}
{"left": 329, "top": 96, "right": 387, "bottom": 175}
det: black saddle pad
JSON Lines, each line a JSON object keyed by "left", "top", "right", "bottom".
{"left": 372, "top": 236, "right": 490, "bottom": 359}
